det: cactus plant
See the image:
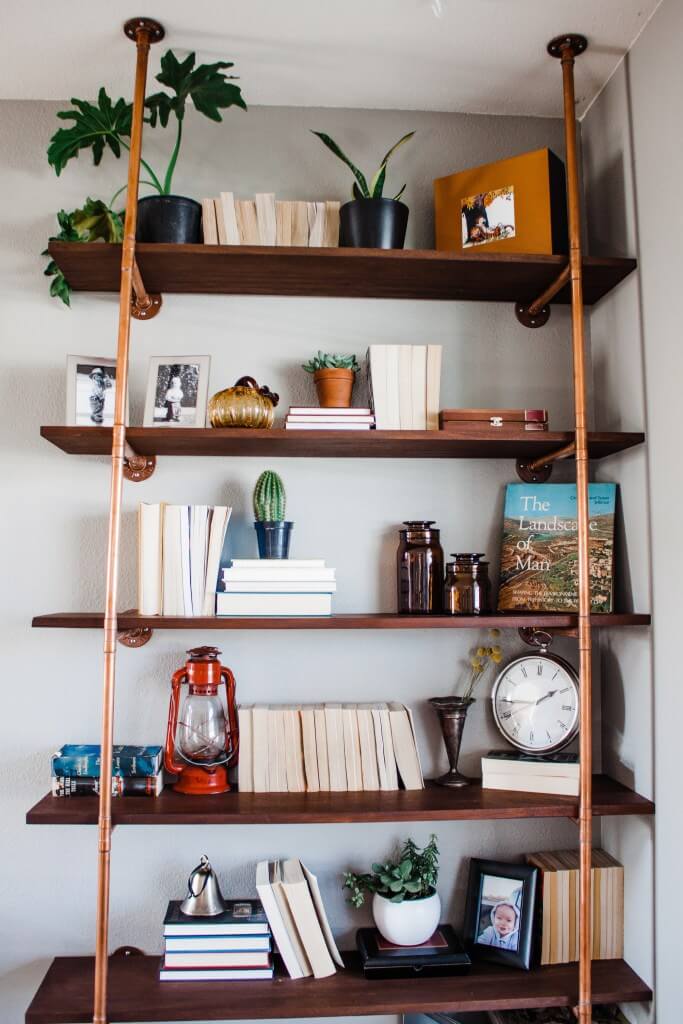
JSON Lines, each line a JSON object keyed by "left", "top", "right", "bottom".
{"left": 253, "top": 471, "right": 286, "bottom": 523}
{"left": 302, "top": 351, "right": 360, "bottom": 373}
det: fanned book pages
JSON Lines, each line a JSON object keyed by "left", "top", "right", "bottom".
{"left": 255, "top": 192, "right": 277, "bottom": 245}
{"left": 275, "top": 201, "right": 293, "bottom": 246}
{"left": 235, "top": 200, "right": 259, "bottom": 244}
{"left": 201, "top": 198, "right": 218, "bottom": 244}
{"left": 255, "top": 861, "right": 309, "bottom": 979}
{"left": 323, "top": 201, "right": 341, "bottom": 247}
{"left": 219, "top": 192, "right": 240, "bottom": 244}
{"left": 307, "top": 202, "right": 326, "bottom": 247}
{"left": 280, "top": 859, "right": 337, "bottom": 978}
{"left": 291, "top": 202, "right": 309, "bottom": 246}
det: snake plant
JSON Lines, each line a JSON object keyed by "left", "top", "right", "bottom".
{"left": 311, "top": 130, "right": 415, "bottom": 201}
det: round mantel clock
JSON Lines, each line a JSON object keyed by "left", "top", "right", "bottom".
{"left": 491, "top": 634, "right": 580, "bottom": 754}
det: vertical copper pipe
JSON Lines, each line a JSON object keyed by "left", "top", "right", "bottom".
{"left": 557, "top": 39, "right": 593, "bottom": 1024}
{"left": 92, "top": 25, "right": 153, "bottom": 1024}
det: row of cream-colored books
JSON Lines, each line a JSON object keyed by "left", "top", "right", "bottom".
{"left": 237, "top": 702, "right": 424, "bottom": 793}
{"left": 202, "top": 192, "right": 340, "bottom": 246}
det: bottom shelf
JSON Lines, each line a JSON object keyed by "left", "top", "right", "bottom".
{"left": 26, "top": 952, "right": 651, "bottom": 1023}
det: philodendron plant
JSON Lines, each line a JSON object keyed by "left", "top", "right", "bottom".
{"left": 311, "top": 130, "right": 414, "bottom": 201}
{"left": 343, "top": 834, "right": 439, "bottom": 907}
{"left": 253, "top": 471, "right": 286, "bottom": 523}
{"left": 44, "top": 49, "right": 247, "bottom": 304}
{"left": 302, "top": 351, "right": 360, "bottom": 373}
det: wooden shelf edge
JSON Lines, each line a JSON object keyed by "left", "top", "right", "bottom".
{"left": 25, "top": 952, "right": 652, "bottom": 1023}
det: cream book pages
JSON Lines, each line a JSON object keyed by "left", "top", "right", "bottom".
{"left": 300, "top": 707, "right": 319, "bottom": 792}
{"left": 251, "top": 706, "right": 269, "bottom": 792}
{"left": 341, "top": 707, "right": 362, "bottom": 792}
{"left": 323, "top": 200, "right": 340, "bottom": 247}
{"left": 269, "top": 861, "right": 313, "bottom": 977}
{"left": 313, "top": 706, "right": 330, "bottom": 790}
{"left": 267, "top": 708, "right": 287, "bottom": 792}
{"left": 276, "top": 201, "right": 293, "bottom": 246}
{"left": 367, "top": 346, "right": 389, "bottom": 430}
{"left": 236, "top": 200, "right": 259, "bottom": 244}
{"left": 202, "top": 506, "right": 231, "bottom": 615}
{"left": 214, "top": 198, "right": 228, "bottom": 244}
{"left": 255, "top": 192, "right": 277, "bottom": 245}
{"left": 377, "top": 704, "right": 399, "bottom": 790}
{"left": 283, "top": 706, "right": 306, "bottom": 793}
{"left": 426, "top": 344, "right": 442, "bottom": 430}
{"left": 411, "top": 345, "right": 428, "bottom": 429}
{"left": 138, "top": 503, "right": 163, "bottom": 616}
{"left": 291, "top": 202, "right": 309, "bottom": 245}
{"left": 255, "top": 860, "right": 307, "bottom": 979}
{"left": 397, "top": 346, "right": 413, "bottom": 430}
{"left": 219, "top": 192, "right": 240, "bottom": 244}
{"left": 201, "top": 198, "right": 218, "bottom": 243}
{"left": 236, "top": 705, "right": 253, "bottom": 792}
{"left": 161, "top": 505, "right": 182, "bottom": 616}
{"left": 307, "top": 202, "right": 326, "bottom": 247}
{"left": 280, "top": 859, "right": 336, "bottom": 978}
{"left": 369, "top": 704, "right": 390, "bottom": 790}
{"left": 324, "top": 704, "right": 347, "bottom": 792}
{"left": 300, "top": 861, "right": 344, "bottom": 967}
{"left": 189, "top": 505, "right": 209, "bottom": 617}
{"left": 355, "top": 705, "right": 380, "bottom": 791}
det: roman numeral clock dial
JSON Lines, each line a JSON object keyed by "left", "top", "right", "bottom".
{"left": 491, "top": 651, "right": 580, "bottom": 754}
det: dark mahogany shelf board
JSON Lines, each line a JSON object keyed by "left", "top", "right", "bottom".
{"left": 25, "top": 952, "right": 651, "bottom": 1023}
{"left": 47, "top": 242, "right": 636, "bottom": 304}
{"left": 26, "top": 777, "right": 654, "bottom": 826}
{"left": 32, "top": 611, "right": 652, "bottom": 632}
{"left": 40, "top": 426, "right": 645, "bottom": 460}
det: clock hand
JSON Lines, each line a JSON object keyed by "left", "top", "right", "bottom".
{"left": 535, "top": 690, "right": 559, "bottom": 706}
{"left": 499, "top": 698, "right": 536, "bottom": 704}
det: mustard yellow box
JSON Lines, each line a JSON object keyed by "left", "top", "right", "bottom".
{"left": 433, "top": 147, "right": 568, "bottom": 255}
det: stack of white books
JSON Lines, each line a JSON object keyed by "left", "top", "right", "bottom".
{"left": 367, "top": 344, "right": 442, "bottom": 430}
{"left": 284, "top": 407, "right": 375, "bottom": 431}
{"left": 481, "top": 751, "right": 580, "bottom": 796}
{"left": 216, "top": 559, "right": 335, "bottom": 616}
{"left": 237, "top": 702, "right": 424, "bottom": 793}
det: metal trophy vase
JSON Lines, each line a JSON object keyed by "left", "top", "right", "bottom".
{"left": 428, "top": 696, "right": 475, "bottom": 788}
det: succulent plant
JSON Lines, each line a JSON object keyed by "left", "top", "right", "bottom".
{"left": 343, "top": 834, "right": 439, "bottom": 908}
{"left": 302, "top": 351, "right": 360, "bottom": 373}
{"left": 311, "top": 130, "right": 414, "bottom": 201}
{"left": 253, "top": 470, "right": 286, "bottom": 522}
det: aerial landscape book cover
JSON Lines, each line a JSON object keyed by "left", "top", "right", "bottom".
{"left": 497, "top": 483, "right": 616, "bottom": 612}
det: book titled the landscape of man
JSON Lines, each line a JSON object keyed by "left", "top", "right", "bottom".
{"left": 497, "top": 483, "right": 616, "bottom": 612}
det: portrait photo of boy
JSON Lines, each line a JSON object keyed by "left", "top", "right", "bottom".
{"left": 475, "top": 873, "right": 523, "bottom": 953}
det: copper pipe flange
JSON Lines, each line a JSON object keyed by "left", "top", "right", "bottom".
{"left": 123, "top": 18, "right": 165, "bottom": 43}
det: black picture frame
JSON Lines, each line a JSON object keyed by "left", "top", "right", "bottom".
{"left": 462, "top": 858, "right": 538, "bottom": 971}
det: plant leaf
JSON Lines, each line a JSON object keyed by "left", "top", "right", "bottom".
{"left": 146, "top": 50, "right": 246, "bottom": 125}
{"left": 48, "top": 88, "right": 132, "bottom": 175}
{"left": 399, "top": 859, "right": 413, "bottom": 880}
{"left": 392, "top": 183, "right": 407, "bottom": 202}
{"left": 379, "top": 131, "right": 415, "bottom": 169}
{"left": 370, "top": 163, "right": 386, "bottom": 198}
{"left": 70, "top": 198, "right": 124, "bottom": 242}
{"left": 311, "top": 131, "right": 369, "bottom": 198}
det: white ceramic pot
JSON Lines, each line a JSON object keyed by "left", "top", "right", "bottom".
{"left": 371, "top": 890, "right": 441, "bottom": 946}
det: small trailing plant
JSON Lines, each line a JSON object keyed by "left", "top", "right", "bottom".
{"left": 311, "top": 130, "right": 415, "bottom": 201}
{"left": 302, "top": 351, "right": 360, "bottom": 373}
{"left": 343, "top": 834, "right": 439, "bottom": 907}
{"left": 456, "top": 629, "right": 504, "bottom": 701}
{"left": 43, "top": 199, "right": 124, "bottom": 305}
{"left": 253, "top": 471, "right": 286, "bottom": 522}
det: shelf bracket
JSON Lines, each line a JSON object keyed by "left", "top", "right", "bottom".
{"left": 118, "top": 626, "right": 153, "bottom": 648}
{"left": 515, "top": 263, "right": 570, "bottom": 328}
{"left": 518, "top": 627, "right": 579, "bottom": 647}
{"left": 123, "top": 441, "right": 156, "bottom": 482}
{"left": 131, "top": 260, "right": 162, "bottom": 321}
{"left": 516, "top": 441, "right": 576, "bottom": 482}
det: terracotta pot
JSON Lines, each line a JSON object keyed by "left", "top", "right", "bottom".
{"left": 313, "top": 368, "right": 355, "bottom": 408}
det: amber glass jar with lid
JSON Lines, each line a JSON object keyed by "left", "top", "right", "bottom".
{"left": 443, "top": 553, "right": 491, "bottom": 615}
{"left": 397, "top": 521, "right": 444, "bottom": 614}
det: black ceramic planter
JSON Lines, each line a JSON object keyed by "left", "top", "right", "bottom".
{"left": 255, "top": 521, "right": 293, "bottom": 559}
{"left": 136, "top": 195, "right": 202, "bottom": 244}
{"left": 339, "top": 198, "right": 409, "bottom": 249}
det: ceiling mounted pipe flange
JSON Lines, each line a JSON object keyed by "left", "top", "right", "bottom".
{"left": 123, "top": 17, "right": 165, "bottom": 43}
{"left": 547, "top": 34, "right": 588, "bottom": 58}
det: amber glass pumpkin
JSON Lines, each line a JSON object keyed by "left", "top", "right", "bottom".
{"left": 208, "top": 377, "right": 279, "bottom": 429}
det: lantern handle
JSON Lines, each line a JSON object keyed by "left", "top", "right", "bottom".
{"left": 164, "top": 668, "right": 187, "bottom": 775}
{"left": 221, "top": 667, "right": 240, "bottom": 766}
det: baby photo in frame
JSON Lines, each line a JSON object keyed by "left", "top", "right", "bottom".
{"left": 143, "top": 356, "right": 210, "bottom": 428}
{"left": 66, "top": 355, "right": 117, "bottom": 427}
{"left": 463, "top": 858, "right": 538, "bottom": 970}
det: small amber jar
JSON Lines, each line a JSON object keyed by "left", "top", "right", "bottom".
{"left": 397, "top": 521, "right": 444, "bottom": 614}
{"left": 208, "top": 377, "right": 279, "bottom": 429}
{"left": 444, "top": 553, "right": 491, "bottom": 615}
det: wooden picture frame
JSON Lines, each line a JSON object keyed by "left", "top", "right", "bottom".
{"left": 143, "top": 355, "right": 211, "bottom": 428}
{"left": 463, "top": 858, "right": 538, "bottom": 970}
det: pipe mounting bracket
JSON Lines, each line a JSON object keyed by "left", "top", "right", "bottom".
{"left": 118, "top": 627, "right": 153, "bottom": 649}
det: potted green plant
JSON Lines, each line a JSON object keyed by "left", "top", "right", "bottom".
{"left": 343, "top": 835, "right": 440, "bottom": 946}
{"left": 253, "top": 470, "right": 292, "bottom": 559}
{"left": 311, "top": 130, "right": 414, "bottom": 249}
{"left": 47, "top": 49, "right": 246, "bottom": 250}
{"left": 302, "top": 351, "right": 360, "bottom": 408}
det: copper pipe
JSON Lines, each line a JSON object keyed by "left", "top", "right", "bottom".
{"left": 527, "top": 440, "right": 576, "bottom": 473}
{"left": 556, "top": 38, "right": 593, "bottom": 1024}
{"left": 131, "top": 260, "right": 152, "bottom": 310}
{"left": 93, "top": 24, "right": 154, "bottom": 1024}
{"left": 528, "top": 262, "right": 571, "bottom": 315}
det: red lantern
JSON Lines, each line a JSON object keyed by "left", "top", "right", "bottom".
{"left": 164, "top": 647, "right": 239, "bottom": 795}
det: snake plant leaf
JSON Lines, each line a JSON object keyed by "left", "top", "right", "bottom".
{"left": 48, "top": 88, "right": 132, "bottom": 175}
{"left": 393, "top": 183, "right": 407, "bottom": 202}
{"left": 378, "top": 131, "right": 415, "bottom": 169}
{"left": 146, "top": 50, "right": 246, "bottom": 125}
{"left": 370, "top": 163, "right": 387, "bottom": 198}
{"left": 311, "top": 131, "right": 370, "bottom": 198}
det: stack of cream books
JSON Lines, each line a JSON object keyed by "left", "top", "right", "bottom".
{"left": 202, "top": 192, "right": 340, "bottom": 247}
{"left": 367, "top": 344, "right": 442, "bottom": 430}
{"left": 526, "top": 848, "right": 624, "bottom": 964}
{"left": 238, "top": 702, "right": 424, "bottom": 793}
{"left": 256, "top": 858, "right": 343, "bottom": 979}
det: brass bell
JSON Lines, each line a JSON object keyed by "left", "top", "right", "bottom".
{"left": 180, "top": 855, "right": 227, "bottom": 917}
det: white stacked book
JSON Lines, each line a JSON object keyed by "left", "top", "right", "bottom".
{"left": 367, "top": 344, "right": 442, "bottom": 430}
{"left": 202, "top": 192, "right": 340, "bottom": 247}
{"left": 285, "top": 407, "right": 375, "bottom": 431}
{"left": 237, "top": 702, "right": 424, "bottom": 793}
{"left": 217, "top": 559, "right": 335, "bottom": 616}
{"left": 481, "top": 751, "right": 580, "bottom": 796}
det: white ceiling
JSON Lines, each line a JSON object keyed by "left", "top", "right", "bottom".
{"left": 0, "top": 0, "right": 662, "bottom": 118}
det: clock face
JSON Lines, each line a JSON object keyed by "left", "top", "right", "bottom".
{"left": 491, "top": 653, "right": 580, "bottom": 754}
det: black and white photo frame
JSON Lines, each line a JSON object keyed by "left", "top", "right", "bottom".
{"left": 66, "top": 355, "right": 118, "bottom": 427}
{"left": 463, "top": 858, "right": 538, "bottom": 970}
{"left": 143, "top": 355, "right": 210, "bottom": 427}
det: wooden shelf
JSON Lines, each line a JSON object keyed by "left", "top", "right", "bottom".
{"left": 47, "top": 242, "right": 636, "bottom": 304}
{"left": 41, "top": 426, "right": 645, "bottom": 461}
{"left": 32, "top": 611, "right": 651, "bottom": 632}
{"left": 26, "top": 776, "right": 653, "bottom": 827}
{"left": 25, "top": 952, "right": 651, "bottom": 1023}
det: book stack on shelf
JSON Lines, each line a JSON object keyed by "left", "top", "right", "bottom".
{"left": 160, "top": 898, "right": 273, "bottom": 982}
{"left": 51, "top": 745, "right": 163, "bottom": 798}
{"left": 256, "top": 858, "right": 343, "bottom": 978}
{"left": 526, "top": 849, "right": 624, "bottom": 964}
{"left": 217, "top": 558, "right": 336, "bottom": 617}
{"left": 481, "top": 751, "right": 579, "bottom": 796}
{"left": 367, "top": 344, "right": 442, "bottom": 430}
{"left": 237, "top": 702, "right": 424, "bottom": 793}
{"left": 138, "top": 503, "right": 231, "bottom": 616}
{"left": 284, "top": 407, "right": 375, "bottom": 431}
{"left": 202, "top": 192, "right": 340, "bottom": 247}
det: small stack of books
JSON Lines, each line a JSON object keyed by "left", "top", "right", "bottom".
{"left": 526, "top": 849, "right": 624, "bottom": 964}
{"left": 138, "top": 503, "right": 232, "bottom": 616}
{"left": 481, "top": 751, "right": 579, "bottom": 796}
{"left": 237, "top": 702, "right": 424, "bottom": 793}
{"left": 256, "top": 858, "right": 343, "bottom": 978}
{"left": 217, "top": 559, "right": 335, "bottom": 617}
{"left": 202, "top": 193, "right": 340, "bottom": 247}
{"left": 284, "top": 407, "right": 375, "bottom": 431}
{"left": 357, "top": 925, "right": 470, "bottom": 978}
{"left": 367, "top": 344, "right": 442, "bottom": 430}
{"left": 160, "top": 898, "right": 273, "bottom": 982}
{"left": 51, "top": 744, "right": 163, "bottom": 798}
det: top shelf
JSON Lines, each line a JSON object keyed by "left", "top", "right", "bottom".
{"left": 48, "top": 242, "right": 636, "bottom": 303}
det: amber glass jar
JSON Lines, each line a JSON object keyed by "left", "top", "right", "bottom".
{"left": 443, "top": 553, "right": 491, "bottom": 615}
{"left": 208, "top": 377, "right": 279, "bottom": 429}
{"left": 397, "top": 521, "right": 444, "bottom": 614}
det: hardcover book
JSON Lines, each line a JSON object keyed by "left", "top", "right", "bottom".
{"left": 51, "top": 744, "right": 163, "bottom": 778}
{"left": 356, "top": 925, "right": 471, "bottom": 978}
{"left": 497, "top": 484, "right": 616, "bottom": 613}
{"left": 164, "top": 899, "right": 270, "bottom": 936}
